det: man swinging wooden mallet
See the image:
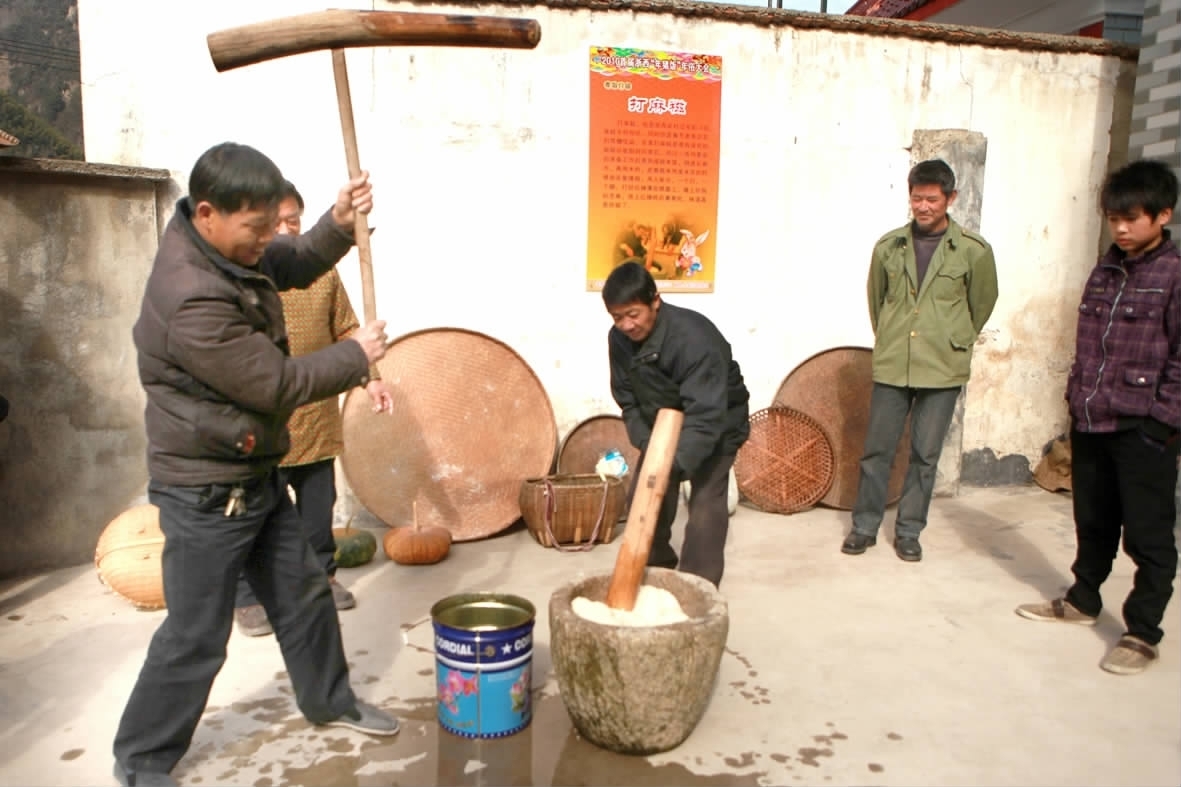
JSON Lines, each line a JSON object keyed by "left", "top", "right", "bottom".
{"left": 111, "top": 11, "right": 541, "bottom": 787}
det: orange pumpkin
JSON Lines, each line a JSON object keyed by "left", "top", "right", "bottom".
{"left": 383, "top": 504, "right": 452, "bottom": 565}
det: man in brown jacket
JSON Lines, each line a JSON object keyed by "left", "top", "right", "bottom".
{"left": 233, "top": 179, "right": 392, "bottom": 636}
{"left": 113, "top": 142, "right": 398, "bottom": 787}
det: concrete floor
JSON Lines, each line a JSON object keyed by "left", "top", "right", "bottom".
{"left": 1, "top": 485, "right": 1178, "bottom": 787}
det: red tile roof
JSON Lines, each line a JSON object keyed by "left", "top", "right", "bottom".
{"left": 846, "top": 0, "right": 931, "bottom": 17}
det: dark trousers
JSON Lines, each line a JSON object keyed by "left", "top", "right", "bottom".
{"left": 113, "top": 471, "right": 355, "bottom": 775}
{"left": 1065, "top": 428, "right": 1179, "bottom": 645}
{"left": 628, "top": 450, "right": 735, "bottom": 587}
{"left": 851, "top": 383, "right": 962, "bottom": 540}
{"left": 236, "top": 458, "right": 337, "bottom": 608}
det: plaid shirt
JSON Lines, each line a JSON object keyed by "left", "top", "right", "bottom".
{"left": 279, "top": 269, "right": 380, "bottom": 467}
{"left": 1066, "top": 233, "right": 1180, "bottom": 434}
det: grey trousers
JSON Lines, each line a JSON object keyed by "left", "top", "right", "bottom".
{"left": 851, "top": 383, "right": 962, "bottom": 540}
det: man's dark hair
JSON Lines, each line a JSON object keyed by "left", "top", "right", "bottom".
{"left": 279, "top": 179, "right": 305, "bottom": 211}
{"left": 1100, "top": 159, "right": 1179, "bottom": 218}
{"left": 908, "top": 159, "right": 956, "bottom": 196}
{"left": 188, "top": 142, "right": 285, "bottom": 213}
{"left": 602, "top": 261, "right": 658, "bottom": 307}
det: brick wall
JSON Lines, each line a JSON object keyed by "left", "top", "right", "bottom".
{"left": 1130, "top": 0, "right": 1181, "bottom": 235}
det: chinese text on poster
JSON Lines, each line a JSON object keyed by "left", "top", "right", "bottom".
{"left": 586, "top": 46, "right": 723, "bottom": 293}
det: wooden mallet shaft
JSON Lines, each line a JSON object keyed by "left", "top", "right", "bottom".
{"left": 329, "top": 49, "right": 377, "bottom": 323}
{"left": 605, "top": 408, "right": 684, "bottom": 611}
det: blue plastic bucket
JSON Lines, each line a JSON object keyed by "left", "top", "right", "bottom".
{"left": 430, "top": 592, "right": 536, "bottom": 739}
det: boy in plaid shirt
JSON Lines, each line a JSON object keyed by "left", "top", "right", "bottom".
{"left": 1017, "top": 159, "right": 1179, "bottom": 675}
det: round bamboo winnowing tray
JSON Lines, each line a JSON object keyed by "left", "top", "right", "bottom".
{"left": 773, "top": 346, "right": 910, "bottom": 510}
{"left": 557, "top": 415, "right": 640, "bottom": 477}
{"left": 340, "top": 328, "right": 558, "bottom": 542}
{"left": 95, "top": 504, "right": 166, "bottom": 611}
{"left": 734, "top": 407, "right": 835, "bottom": 515}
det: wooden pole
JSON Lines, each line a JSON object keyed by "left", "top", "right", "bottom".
{"left": 605, "top": 408, "right": 684, "bottom": 611}
{"left": 330, "top": 48, "right": 377, "bottom": 324}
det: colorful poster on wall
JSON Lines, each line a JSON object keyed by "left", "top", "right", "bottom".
{"left": 586, "top": 46, "right": 723, "bottom": 293}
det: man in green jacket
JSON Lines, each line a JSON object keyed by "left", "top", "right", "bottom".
{"left": 841, "top": 159, "right": 999, "bottom": 562}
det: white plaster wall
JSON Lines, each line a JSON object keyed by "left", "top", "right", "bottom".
{"left": 77, "top": 0, "right": 1128, "bottom": 471}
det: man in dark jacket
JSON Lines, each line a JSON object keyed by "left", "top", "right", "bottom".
{"left": 113, "top": 142, "right": 397, "bottom": 787}
{"left": 604, "top": 262, "right": 750, "bottom": 587}
{"left": 1017, "top": 159, "right": 1180, "bottom": 677}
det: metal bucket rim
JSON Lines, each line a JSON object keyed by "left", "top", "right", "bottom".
{"left": 431, "top": 592, "right": 537, "bottom": 631}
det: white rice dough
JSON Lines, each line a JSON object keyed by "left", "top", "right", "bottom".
{"left": 571, "top": 585, "right": 689, "bottom": 627}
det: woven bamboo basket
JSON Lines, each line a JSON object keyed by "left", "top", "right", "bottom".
{"left": 519, "top": 474, "right": 626, "bottom": 551}
{"left": 95, "top": 504, "right": 166, "bottom": 610}
{"left": 734, "top": 407, "right": 836, "bottom": 515}
{"left": 773, "top": 346, "right": 909, "bottom": 510}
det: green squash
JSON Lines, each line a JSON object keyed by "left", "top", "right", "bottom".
{"left": 332, "top": 526, "right": 378, "bottom": 568}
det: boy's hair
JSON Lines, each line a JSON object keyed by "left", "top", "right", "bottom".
{"left": 279, "top": 179, "right": 305, "bottom": 211}
{"left": 189, "top": 142, "right": 285, "bottom": 214}
{"left": 1100, "top": 159, "right": 1180, "bottom": 218}
{"left": 907, "top": 159, "right": 956, "bottom": 196}
{"left": 602, "top": 262, "right": 658, "bottom": 307}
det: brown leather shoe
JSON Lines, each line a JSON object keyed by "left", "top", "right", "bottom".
{"left": 893, "top": 537, "right": 922, "bottom": 562}
{"left": 841, "top": 532, "right": 877, "bottom": 555}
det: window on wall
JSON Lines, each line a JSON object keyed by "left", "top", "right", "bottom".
{"left": 1103, "top": 13, "right": 1143, "bottom": 46}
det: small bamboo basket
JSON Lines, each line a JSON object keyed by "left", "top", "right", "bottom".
{"left": 519, "top": 474, "right": 626, "bottom": 551}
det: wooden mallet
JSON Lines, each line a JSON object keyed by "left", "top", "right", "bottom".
{"left": 605, "top": 408, "right": 684, "bottom": 611}
{"left": 205, "top": 9, "right": 542, "bottom": 322}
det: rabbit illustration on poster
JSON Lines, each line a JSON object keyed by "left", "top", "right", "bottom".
{"left": 676, "top": 229, "right": 709, "bottom": 277}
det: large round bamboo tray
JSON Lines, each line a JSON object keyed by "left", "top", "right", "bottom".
{"left": 340, "top": 328, "right": 558, "bottom": 542}
{"left": 556, "top": 414, "right": 638, "bottom": 522}
{"left": 556, "top": 414, "right": 639, "bottom": 478}
{"left": 734, "top": 407, "right": 835, "bottom": 515}
{"left": 95, "top": 504, "right": 166, "bottom": 611}
{"left": 773, "top": 346, "right": 910, "bottom": 510}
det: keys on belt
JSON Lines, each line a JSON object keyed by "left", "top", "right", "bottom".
{"left": 224, "top": 486, "right": 247, "bottom": 517}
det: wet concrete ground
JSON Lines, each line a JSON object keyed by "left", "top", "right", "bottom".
{"left": 1, "top": 485, "right": 1179, "bottom": 787}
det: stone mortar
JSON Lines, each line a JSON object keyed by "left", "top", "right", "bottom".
{"left": 548, "top": 567, "right": 729, "bottom": 755}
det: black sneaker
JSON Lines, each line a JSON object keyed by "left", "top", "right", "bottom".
{"left": 841, "top": 532, "right": 877, "bottom": 555}
{"left": 321, "top": 700, "right": 401, "bottom": 736}
{"left": 234, "top": 604, "right": 273, "bottom": 637}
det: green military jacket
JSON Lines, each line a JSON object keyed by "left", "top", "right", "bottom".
{"left": 867, "top": 217, "right": 999, "bottom": 388}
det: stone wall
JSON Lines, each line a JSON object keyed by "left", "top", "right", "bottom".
{"left": 0, "top": 157, "right": 171, "bottom": 579}
{"left": 1130, "top": 0, "right": 1181, "bottom": 237}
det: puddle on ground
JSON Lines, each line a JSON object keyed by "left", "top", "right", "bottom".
{"left": 184, "top": 691, "right": 765, "bottom": 787}
{"left": 797, "top": 746, "right": 833, "bottom": 767}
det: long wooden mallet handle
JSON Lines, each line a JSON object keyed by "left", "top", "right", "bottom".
{"left": 605, "top": 409, "right": 684, "bottom": 611}
{"left": 330, "top": 50, "right": 377, "bottom": 323}
{"left": 206, "top": 10, "right": 542, "bottom": 72}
